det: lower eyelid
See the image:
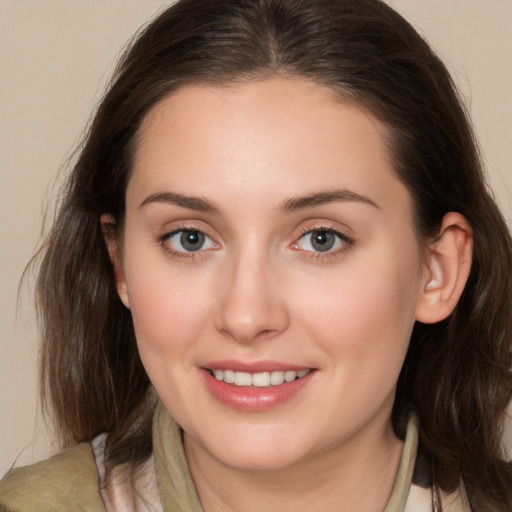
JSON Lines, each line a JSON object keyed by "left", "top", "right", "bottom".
{"left": 295, "top": 229, "right": 352, "bottom": 250}
{"left": 158, "top": 224, "right": 353, "bottom": 259}
{"left": 160, "top": 228, "right": 219, "bottom": 254}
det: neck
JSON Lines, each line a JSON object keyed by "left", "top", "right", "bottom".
{"left": 184, "top": 413, "right": 403, "bottom": 512}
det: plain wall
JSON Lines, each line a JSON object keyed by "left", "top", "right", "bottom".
{"left": 1, "top": 0, "right": 511, "bottom": 474}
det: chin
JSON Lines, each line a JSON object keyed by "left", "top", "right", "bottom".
{"left": 218, "top": 447, "right": 306, "bottom": 473}
{"left": 189, "top": 425, "right": 314, "bottom": 472}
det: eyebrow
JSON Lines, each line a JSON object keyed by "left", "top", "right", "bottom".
{"left": 279, "top": 190, "right": 380, "bottom": 213}
{"left": 140, "top": 191, "right": 222, "bottom": 214}
{"left": 140, "top": 188, "right": 379, "bottom": 214}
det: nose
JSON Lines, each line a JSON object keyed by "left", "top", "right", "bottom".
{"left": 214, "top": 250, "right": 290, "bottom": 343}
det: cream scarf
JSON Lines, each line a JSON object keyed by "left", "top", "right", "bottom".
{"left": 93, "top": 401, "right": 470, "bottom": 512}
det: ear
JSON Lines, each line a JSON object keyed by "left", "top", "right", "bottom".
{"left": 100, "top": 214, "right": 130, "bottom": 309}
{"left": 415, "top": 212, "right": 473, "bottom": 324}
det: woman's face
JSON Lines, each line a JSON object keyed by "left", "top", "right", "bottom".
{"left": 117, "top": 78, "right": 428, "bottom": 471}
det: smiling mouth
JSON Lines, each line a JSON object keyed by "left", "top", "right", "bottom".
{"left": 207, "top": 369, "right": 311, "bottom": 387}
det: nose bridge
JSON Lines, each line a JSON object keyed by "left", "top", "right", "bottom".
{"left": 215, "top": 241, "right": 288, "bottom": 342}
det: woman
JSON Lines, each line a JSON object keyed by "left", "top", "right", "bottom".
{"left": 1, "top": 0, "right": 511, "bottom": 510}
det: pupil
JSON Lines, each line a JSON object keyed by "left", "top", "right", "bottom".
{"left": 311, "top": 231, "right": 335, "bottom": 252}
{"left": 181, "top": 230, "right": 204, "bottom": 251}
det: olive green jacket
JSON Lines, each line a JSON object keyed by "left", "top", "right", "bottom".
{"left": 0, "top": 403, "right": 469, "bottom": 511}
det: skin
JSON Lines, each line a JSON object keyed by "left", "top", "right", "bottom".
{"left": 105, "top": 77, "right": 472, "bottom": 511}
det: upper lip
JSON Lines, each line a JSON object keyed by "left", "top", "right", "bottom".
{"left": 202, "top": 360, "right": 313, "bottom": 373}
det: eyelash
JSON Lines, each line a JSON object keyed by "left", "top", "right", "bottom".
{"left": 157, "top": 223, "right": 355, "bottom": 261}
{"left": 292, "top": 225, "right": 355, "bottom": 261}
{"left": 158, "top": 224, "right": 218, "bottom": 260}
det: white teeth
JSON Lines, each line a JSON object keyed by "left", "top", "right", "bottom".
{"left": 234, "top": 371, "right": 252, "bottom": 386}
{"left": 270, "top": 371, "right": 285, "bottom": 385}
{"left": 252, "top": 372, "right": 271, "bottom": 387}
{"left": 284, "top": 370, "right": 296, "bottom": 382}
{"left": 210, "top": 369, "right": 311, "bottom": 387}
{"left": 223, "top": 369, "right": 235, "bottom": 384}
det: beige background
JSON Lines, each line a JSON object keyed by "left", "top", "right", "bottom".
{"left": 1, "top": 1, "right": 511, "bottom": 474}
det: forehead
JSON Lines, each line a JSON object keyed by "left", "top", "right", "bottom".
{"left": 129, "top": 78, "right": 411, "bottom": 219}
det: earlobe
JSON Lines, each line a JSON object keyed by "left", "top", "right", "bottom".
{"left": 100, "top": 214, "right": 130, "bottom": 309}
{"left": 415, "top": 212, "right": 473, "bottom": 324}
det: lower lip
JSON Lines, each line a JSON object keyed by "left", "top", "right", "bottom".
{"left": 201, "top": 369, "right": 315, "bottom": 412}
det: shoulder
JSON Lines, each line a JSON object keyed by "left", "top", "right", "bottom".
{"left": 0, "top": 442, "right": 106, "bottom": 512}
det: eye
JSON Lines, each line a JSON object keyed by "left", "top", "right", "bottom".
{"left": 296, "top": 229, "right": 350, "bottom": 253}
{"left": 165, "top": 229, "right": 217, "bottom": 253}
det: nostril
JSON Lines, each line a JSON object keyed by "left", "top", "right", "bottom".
{"left": 213, "top": 283, "right": 290, "bottom": 343}
{"left": 255, "top": 329, "right": 278, "bottom": 340}
{"left": 217, "top": 326, "right": 278, "bottom": 343}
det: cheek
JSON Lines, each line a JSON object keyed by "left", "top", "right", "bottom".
{"left": 125, "top": 265, "right": 217, "bottom": 414}
{"left": 295, "top": 246, "right": 421, "bottom": 383}
{"left": 124, "top": 253, "right": 215, "bottom": 365}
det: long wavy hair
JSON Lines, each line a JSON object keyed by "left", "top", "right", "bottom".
{"left": 36, "top": 0, "right": 512, "bottom": 509}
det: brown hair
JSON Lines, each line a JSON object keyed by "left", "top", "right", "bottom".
{"left": 36, "top": 0, "right": 512, "bottom": 509}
